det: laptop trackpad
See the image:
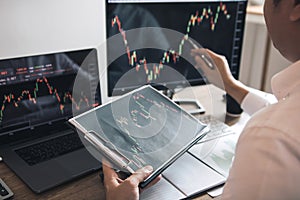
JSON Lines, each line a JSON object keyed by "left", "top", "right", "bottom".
{"left": 55, "top": 147, "right": 100, "bottom": 176}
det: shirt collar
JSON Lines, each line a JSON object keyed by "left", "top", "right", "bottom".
{"left": 271, "top": 60, "right": 300, "bottom": 100}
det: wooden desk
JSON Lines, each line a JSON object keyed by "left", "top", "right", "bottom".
{"left": 0, "top": 115, "right": 248, "bottom": 200}
{"left": 0, "top": 85, "right": 249, "bottom": 200}
{"left": 0, "top": 164, "right": 105, "bottom": 199}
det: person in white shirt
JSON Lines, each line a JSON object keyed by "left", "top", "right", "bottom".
{"left": 102, "top": 0, "right": 300, "bottom": 199}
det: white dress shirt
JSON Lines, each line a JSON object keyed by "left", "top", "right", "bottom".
{"left": 241, "top": 88, "right": 277, "bottom": 116}
{"left": 222, "top": 60, "right": 300, "bottom": 200}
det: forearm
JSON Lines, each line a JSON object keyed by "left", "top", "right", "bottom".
{"left": 225, "top": 79, "right": 277, "bottom": 115}
{"left": 224, "top": 79, "right": 249, "bottom": 105}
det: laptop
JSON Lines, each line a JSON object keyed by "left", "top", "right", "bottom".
{"left": 0, "top": 48, "right": 102, "bottom": 193}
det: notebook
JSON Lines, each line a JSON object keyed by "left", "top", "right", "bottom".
{"left": 69, "top": 85, "right": 209, "bottom": 188}
{"left": 0, "top": 48, "right": 102, "bottom": 193}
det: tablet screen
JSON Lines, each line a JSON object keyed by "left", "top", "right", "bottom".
{"left": 70, "top": 85, "right": 208, "bottom": 187}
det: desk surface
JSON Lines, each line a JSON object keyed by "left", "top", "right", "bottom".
{"left": 0, "top": 164, "right": 106, "bottom": 199}
{"left": 0, "top": 113, "right": 247, "bottom": 200}
{"left": 0, "top": 85, "right": 249, "bottom": 200}
{"left": 0, "top": 162, "right": 223, "bottom": 200}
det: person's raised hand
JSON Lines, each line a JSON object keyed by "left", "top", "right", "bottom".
{"left": 191, "top": 48, "right": 235, "bottom": 92}
{"left": 191, "top": 48, "right": 249, "bottom": 104}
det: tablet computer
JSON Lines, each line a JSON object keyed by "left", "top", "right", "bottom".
{"left": 69, "top": 85, "right": 208, "bottom": 188}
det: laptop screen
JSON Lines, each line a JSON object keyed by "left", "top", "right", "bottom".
{"left": 0, "top": 48, "right": 101, "bottom": 135}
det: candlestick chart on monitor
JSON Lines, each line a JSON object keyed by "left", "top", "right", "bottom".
{"left": 0, "top": 49, "right": 101, "bottom": 131}
{"left": 106, "top": 0, "right": 247, "bottom": 96}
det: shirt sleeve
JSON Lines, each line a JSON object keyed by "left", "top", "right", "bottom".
{"left": 221, "top": 125, "right": 300, "bottom": 200}
{"left": 241, "top": 88, "right": 277, "bottom": 116}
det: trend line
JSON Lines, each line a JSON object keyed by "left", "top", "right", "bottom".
{"left": 110, "top": 2, "right": 230, "bottom": 82}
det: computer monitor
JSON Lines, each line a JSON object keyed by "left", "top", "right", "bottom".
{"left": 0, "top": 48, "right": 101, "bottom": 134}
{"left": 104, "top": 0, "right": 247, "bottom": 114}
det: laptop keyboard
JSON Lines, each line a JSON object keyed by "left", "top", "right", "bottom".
{"left": 15, "top": 133, "right": 84, "bottom": 166}
{"left": 198, "top": 115, "right": 236, "bottom": 143}
{"left": 13, "top": 116, "right": 233, "bottom": 165}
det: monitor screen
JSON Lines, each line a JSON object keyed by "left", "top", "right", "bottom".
{"left": 0, "top": 48, "right": 101, "bottom": 135}
{"left": 106, "top": 0, "right": 247, "bottom": 97}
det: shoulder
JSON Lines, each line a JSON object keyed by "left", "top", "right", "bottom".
{"left": 242, "top": 95, "right": 300, "bottom": 141}
{"left": 222, "top": 100, "right": 300, "bottom": 199}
